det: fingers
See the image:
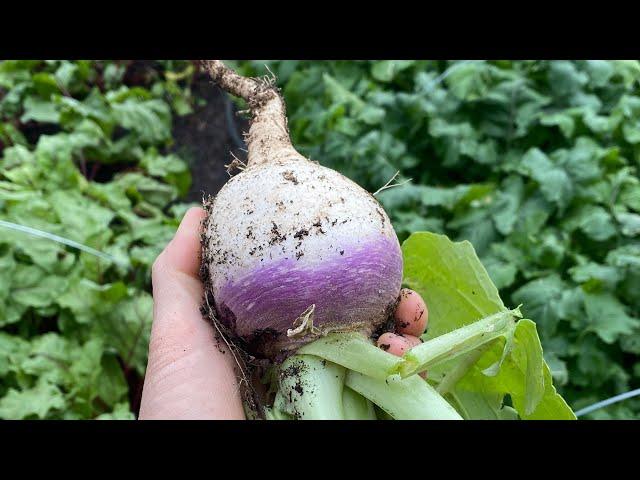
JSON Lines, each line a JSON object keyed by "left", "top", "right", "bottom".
{"left": 377, "top": 332, "right": 421, "bottom": 356}
{"left": 395, "top": 288, "right": 428, "bottom": 337}
{"left": 377, "top": 289, "right": 429, "bottom": 366}
{"left": 139, "top": 207, "right": 245, "bottom": 420}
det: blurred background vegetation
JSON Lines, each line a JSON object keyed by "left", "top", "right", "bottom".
{"left": 0, "top": 60, "right": 639, "bottom": 419}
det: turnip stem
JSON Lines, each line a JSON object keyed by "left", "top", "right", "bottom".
{"left": 399, "top": 308, "right": 522, "bottom": 378}
{"left": 275, "top": 354, "right": 346, "bottom": 420}
{"left": 201, "top": 60, "right": 304, "bottom": 167}
{"left": 296, "top": 332, "right": 405, "bottom": 380}
{"left": 346, "top": 371, "right": 463, "bottom": 420}
{"left": 263, "top": 406, "right": 293, "bottom": 420}
{"left": 342, "top": 386, "right": 377, "bottom": 420}
{"left": 436, "top": 343, "right": 493, "bottom": 396}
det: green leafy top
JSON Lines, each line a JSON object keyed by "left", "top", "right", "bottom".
{"left": 402, "top": 232, "right": 574, "bottom": 419}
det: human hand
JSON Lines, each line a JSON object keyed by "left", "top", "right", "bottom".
{"left": 138, "top": 207, "right": 245, "bottom": 419}
{"left": 376, "top": 288, "right": 429, "bottom": 357}
{"left": 139, "top": 207, "right": 429, "bottom": 419}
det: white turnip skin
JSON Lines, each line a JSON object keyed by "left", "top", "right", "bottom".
{"left": 201, "top": 61, "right": 403, "bottom": 359}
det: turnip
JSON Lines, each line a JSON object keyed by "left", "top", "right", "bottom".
{"left": 201, "top": 60, "right": 403, "bottom": 360}
{"left": 199, "top": 61, "right": 525, "bottom": 420}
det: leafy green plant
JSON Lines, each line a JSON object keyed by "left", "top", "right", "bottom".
{"left": 0, "top": 60, "right": 195, "bottom": 418}
{"left": 2, "top": 59, "right": 638, "bottom": 419}
{"left": 273, "top": 232, "right": 574, "bottom": 420}
{"left": 237, "top": 60, "right": 640, "bottom": 418}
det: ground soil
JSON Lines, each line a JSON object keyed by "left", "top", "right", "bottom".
{"left": 172, "top": 71, "right": 249, "bottom": 202}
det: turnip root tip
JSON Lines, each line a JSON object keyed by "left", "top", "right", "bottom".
{"left": 201, "top": 60, "right": 303, "bottom": 168}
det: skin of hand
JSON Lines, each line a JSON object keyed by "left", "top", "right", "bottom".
{"left": 376, "top": 288, "right": 429, "bottom": 355}
{"left": 139, "top": 207, "right": 245, "bottom": 420}
{"left": 139, "top": 208, "right": 429, "bottom": 419}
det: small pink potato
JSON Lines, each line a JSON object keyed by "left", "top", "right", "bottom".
{"left": 377, "top": 332, "right": 422, "bottom": 357}
{"left": 395, "top": 289, "right": 429, "bottom": 337}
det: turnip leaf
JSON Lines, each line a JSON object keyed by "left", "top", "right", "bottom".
{"left": 401, "top": 231, "right": 575, "bottom": 419}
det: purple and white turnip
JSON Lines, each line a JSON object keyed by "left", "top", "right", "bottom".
{"left": 201, "top": 61, "right": 403, "bottom": 360}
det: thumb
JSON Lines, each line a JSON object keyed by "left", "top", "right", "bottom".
{"left": 139, "top": 207, "right": 245, "bottom": 420}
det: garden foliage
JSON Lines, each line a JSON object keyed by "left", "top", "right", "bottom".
{"left": 1, "top": 60, "right": 639, "bottom": 419}
{"left": 0, "top": 60, "right": 195, "bottom": 418}
{"left": 238, "top": 60, "right": 640, "bottom": 419}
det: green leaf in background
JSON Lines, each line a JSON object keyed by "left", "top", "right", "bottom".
{"left": 20, "top": 97, "right": 60, "bottom": 124}
{"left": 0, "top": 378, "right": 66, "bottom": 419}
{"left": 11, "top": 265, "right": 69, "bottom": 309}
{"left": 0, "top": 60, "right": 195, "bottom": 419}
{"left": 140, "top": 150, "right": 192, "bottom": 197}
{"left": 520, "top": 148, "right": 573, "bottom": 211}
{"left": 583, "top": 292, "right": 638, "bottom": 344}
{"left": 94, "top": 402, "right": 135, "bottom": 420}
{"left": 371, "top": 60, "right": 416, "bottom": 83}
{"left": 94, "top": 292, "right": 153, "bottom": 375}
{"left": 110, "top": 97, "right": 172, "bottom": 144}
